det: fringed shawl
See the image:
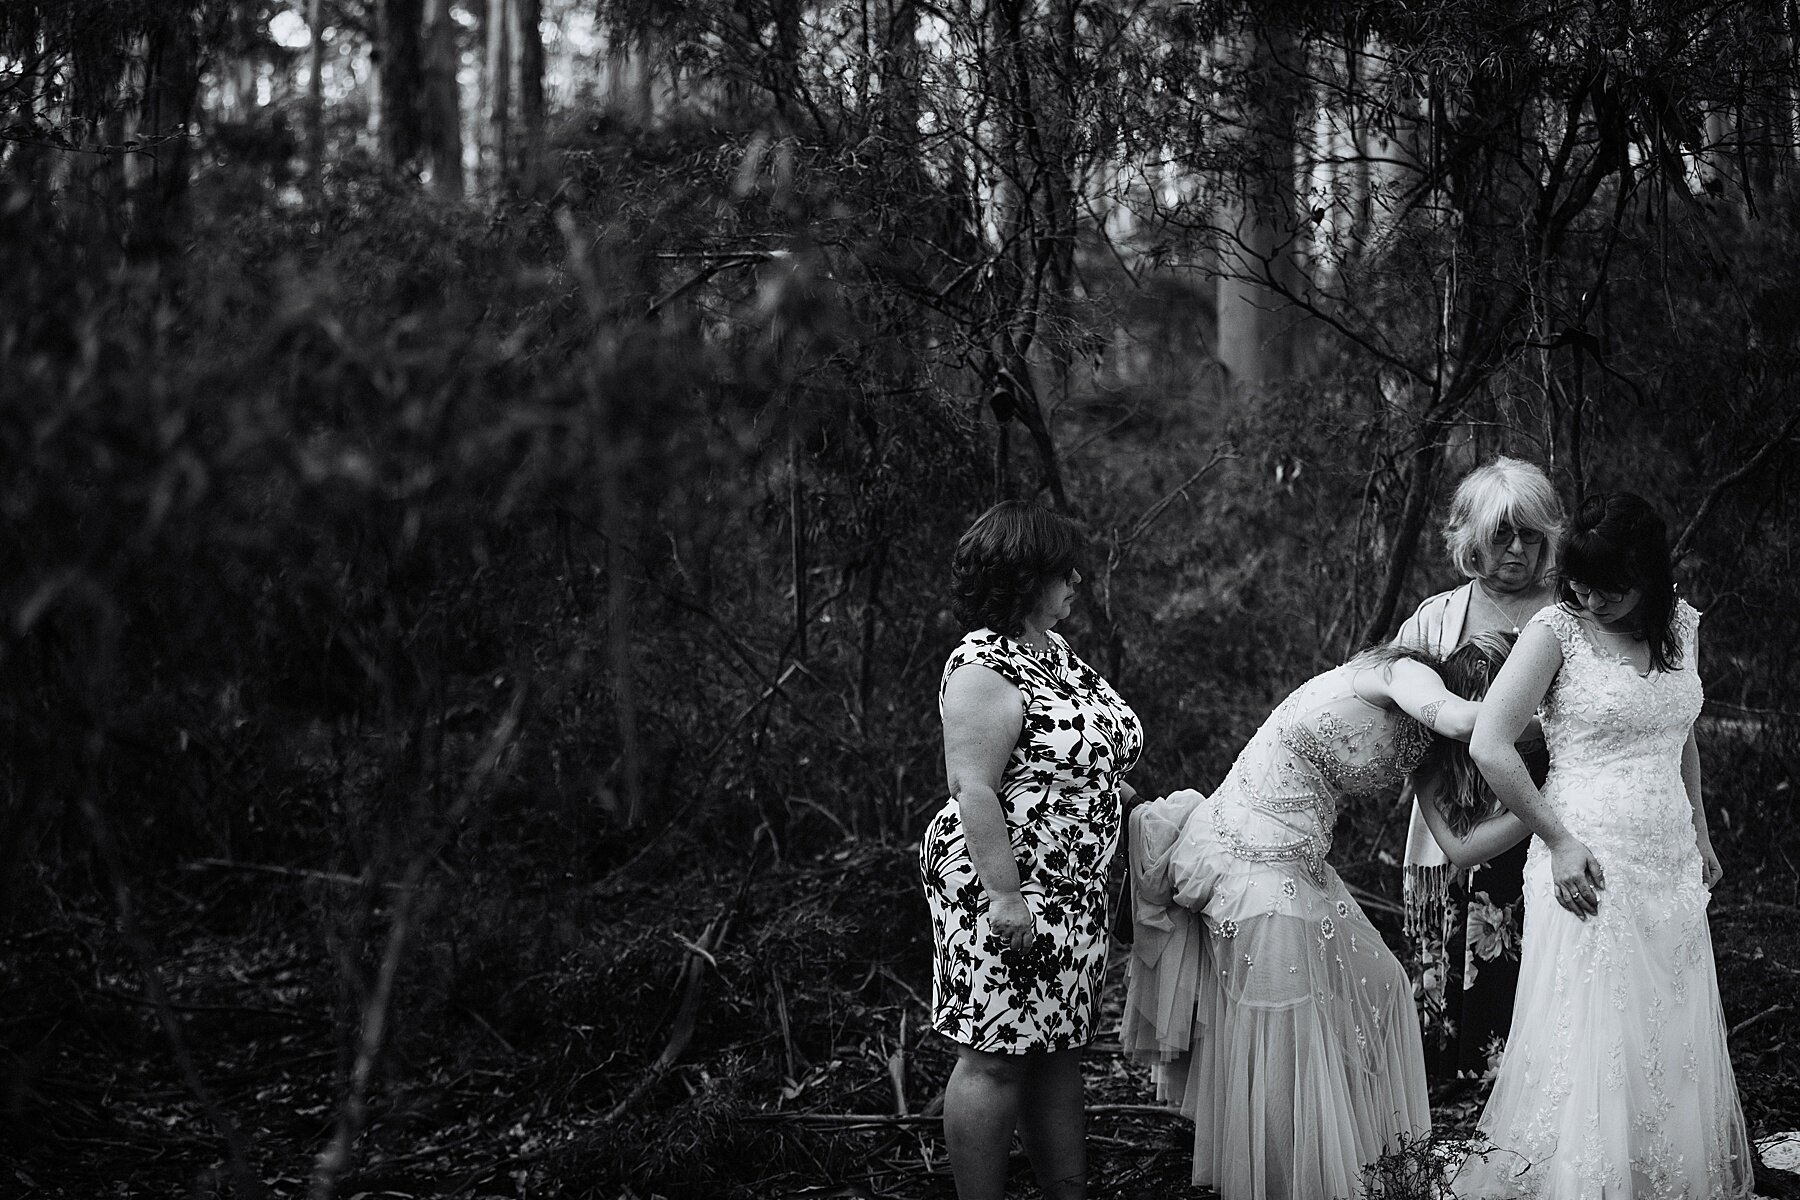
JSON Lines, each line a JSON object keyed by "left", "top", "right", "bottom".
{"left": 1395, "top": 583, "right": 1473, "bottom": 946}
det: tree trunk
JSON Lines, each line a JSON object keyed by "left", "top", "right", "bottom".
{"left": 127, "top": 6, "right": 203, "bottom": 254}
{"left": 1361, "top": 419, "right": 1445, "bottom": 644}
{"left": 1039, "top": 0, "right": 1078, "bottom": 307}
{"left": 375, "top": 0, "right": 425, "bottom": 173}
{"left": 878, "top": 0, "right": 919, "bottom": 142}
{"left": 509, "top": 0, "right": 543, "bottom": 187}
{"left": 484, "top": 0, "right": 512, "bottom": 193}
{"left": 608, "top": 20, "right": 651, "bottom": 119}
{"left": 769, "top": 0, "right": 803, "bottom": 118}
{"left": 1216, "top": 21, "right": 1306, "bottom": 405}
{"left": 420, "top": 0, "right": 463, "bottom": 196}
{"left": 306, "top": 0, "right": 325, "bottom": 197}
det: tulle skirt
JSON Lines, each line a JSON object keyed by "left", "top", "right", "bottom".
{"left": 1125, "top": 790, "right": 1431, "bottom": 1200}
{"left": 1452, "top": 844, "right": 1755, "bottom": 1199}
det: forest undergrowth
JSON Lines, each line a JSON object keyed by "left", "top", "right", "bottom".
{"left": 5, "top": 812, "right": 1799, "bottom": 1198}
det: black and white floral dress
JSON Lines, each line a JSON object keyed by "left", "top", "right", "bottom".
{"left": 919, "top": 628, "right": 1142, "bottom": 1054}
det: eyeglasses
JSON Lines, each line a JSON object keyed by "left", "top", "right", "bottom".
{"left": 1487, "top": 524, "right": 1546, "bottom": 547}
{"left": 1567, "top": 580, "right": 1630, "bottom": 605}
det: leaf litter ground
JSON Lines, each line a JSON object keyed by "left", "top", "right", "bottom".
{"left": 3, "top": 840, "right": 1797, "bottom": 1198}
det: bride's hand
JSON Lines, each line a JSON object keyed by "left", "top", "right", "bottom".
{"left": 1549, "top": 836, "right": 1606, "bottom": 920}
{"left": 1697, "top": 838, "right": 1724, "bottom": 890}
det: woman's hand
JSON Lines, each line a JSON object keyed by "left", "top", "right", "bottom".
{"left": 1697, "top": 837, "right": 1724, "bottom": 890}
{"left": 987, "top": 889, "right": 1036, "bottom": 953}
{"left": 1549, "top": 835, "right": 1606, "bottom": 919}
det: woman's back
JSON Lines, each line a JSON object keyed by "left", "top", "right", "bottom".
{"left": 1212, "top": 663, "right": 1433, "bottom": 885}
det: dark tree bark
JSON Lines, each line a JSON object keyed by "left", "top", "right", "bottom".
{"left": 1216, "top": 21, "right": 1306, "bottom": 403}
{"left": 420, "top": 0, "right": 462, "bottom": 196}
{"left": 306, "top": 0, "right": 325, "bottom": 196}
{"left": 484, "top": 0, "right": 512, "bottom": 193}
{"left": 126, "top": 3, "right": 204, "bottom": 254}
{"left": 375, "top": 0, "right": 425, "bottom": 172}
{"left": 510, "top": 0, "right": 543, "bottom": 186}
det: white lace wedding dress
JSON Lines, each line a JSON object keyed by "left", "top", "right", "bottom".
{"left": 1456, "top": 602, "right": 1754, "bottom": 1199}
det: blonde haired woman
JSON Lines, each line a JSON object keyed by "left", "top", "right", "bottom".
{"left": 1397, "top": 456, "right": 1566, "bottom": 1081}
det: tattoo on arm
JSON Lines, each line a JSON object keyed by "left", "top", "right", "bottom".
{"left": 1420, "top": 700, "right": 1444, "bottom": 731}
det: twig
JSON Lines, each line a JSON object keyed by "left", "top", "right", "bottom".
{"left": 887, "top": 1009, "right": 907, "bottom": 1117}
{"left": 1113, "top": 444, "right": 1238, "bottom": 559}
{"left": 1729, "top": 1003, "right": 1793, "bottom": 1039}
{"left": 645, "top": 253, "right": 769, "bottom": 318}
{"left": 90, "top": 985, "right": 323, "bottom": 1023}
{"left": 1712, "top": 901, "right": 1800, "bottom": 921}
{"left": 603, "top": 907, "right": 733, "bottom": 1123}
{"left": 1345, "top": 882, "right": 1404, "bottom": 918}
{"left": 78, "top": 794, "right": 267, "bottom": 1200}
{"left": 183, "top": 858, "right": 415, "bottom": 890}
{"left": 310, "top": 686, "right": 528, "bottom": 1200}
{"left": 457, "top": 1004, "right": 520, "bottom": 1056}
{"left": 742, "top": 1103, "right": 1187, "bottom": 1128}
{"left": 1671, "top": 408, "right": 1800, "bottom": 564}
{"left": 362, "top": 1128, "right": 491, "bottom": 1170}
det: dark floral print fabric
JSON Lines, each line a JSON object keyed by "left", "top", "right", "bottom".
{"left": 919, "top": 629, "right": 1142, "bottom": 1053}
{"left": 1420, "top": 839, "right": 1528, "bottom": 1079}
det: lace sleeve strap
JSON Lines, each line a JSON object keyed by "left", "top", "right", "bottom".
{"left": 1527, "top": 602, "right": 1580, "bottom": 651}
{"left": 1678, "top": 599, "right": 1703, "bottom": 669}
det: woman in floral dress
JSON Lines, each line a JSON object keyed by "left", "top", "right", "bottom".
{"left": 1458, "top": 493, "right": 1753, "bottom": 1198}
{"left": 1125, "top": 642, "right": 1528, "bottom": 1200}
{"left": 920, "top": 500, "right": 1142, "bottom": 1200}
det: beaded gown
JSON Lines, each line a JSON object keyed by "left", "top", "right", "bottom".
{"left": 1455, "top": 603, "right": 1754, "bottom": 1199}
{"left": 1125, "top": 659, "right": 1433, "bottom": 1200}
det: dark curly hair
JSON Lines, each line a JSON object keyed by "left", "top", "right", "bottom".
{"left": 1415, "top": 629, "right": 1516, "bottom": 835}
{"left": 951, "top": 500, "right": 1087, "bottom": 636}
{"left": 1558, "top": 492, "right": 1683, "bottom": 673}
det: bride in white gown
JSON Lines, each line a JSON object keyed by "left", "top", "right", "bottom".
{"left": 1458, "top": 492, "right": 1754, "bottom": 1199}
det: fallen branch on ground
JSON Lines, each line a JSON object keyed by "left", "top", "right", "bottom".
{"left": 1730, "top": 1003, "right": 1793, "bottom": 1039}
{"left": 741, "top": 1103, "right": 1187, "bottom": 1128}
{"left": 183, "top": 858, "right": 416, "bottom": 890}
{"left": 603, "top": 899, "right": 740, "bottom": 1123}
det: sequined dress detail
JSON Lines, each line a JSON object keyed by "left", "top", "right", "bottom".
{"left": 1124, "top": 662, "right": 1433, "bottom": 1199}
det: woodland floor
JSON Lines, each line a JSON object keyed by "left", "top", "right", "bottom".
{"left": 4, "top": 840, "right": 1799, "bottom": 1199}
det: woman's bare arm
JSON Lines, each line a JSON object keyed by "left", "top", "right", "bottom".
{"left": 1470, "top": 620, "right": 1606, "bottom": 919}
{"left": 1681, "top": 730, "right": 1723, "bottom": 889}
{"left": 1411, "top": 771, "right": 1530, "bottom": 867}
{"left": 1355, "top": 657, "right": 1481, "bottom": 740}
{"left": 941, "top": 663, "right": 1032, "bottom": 950}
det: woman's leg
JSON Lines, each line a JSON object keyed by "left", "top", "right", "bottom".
{"left": 943, "top": 1045, "right": 1026, "bottom": 1200}
{"left": 1018, "top": 1048, "right": 1087, "bottom": 1200}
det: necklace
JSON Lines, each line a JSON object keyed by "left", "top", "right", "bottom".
{"left": 1472, "top": 584, "right": 1545, "bottom": 635}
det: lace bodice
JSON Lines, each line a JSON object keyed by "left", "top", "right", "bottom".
{"left": 1533, "top": 601, "right": 1703, "bottom": 876}
{"left": 1211, "top": 665, "right": 1433, "bottom": 883}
